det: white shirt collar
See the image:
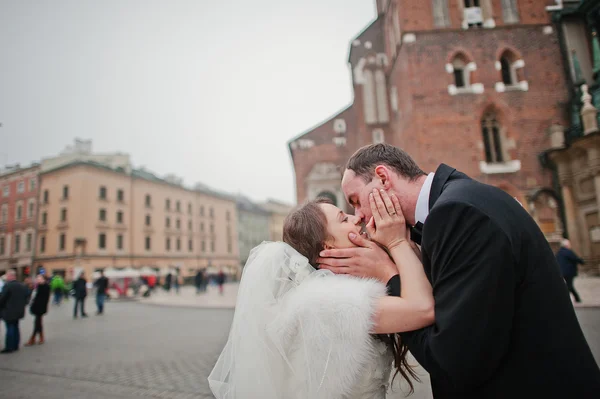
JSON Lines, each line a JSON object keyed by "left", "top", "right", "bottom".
{"left": 415, "top": 173, "right": 435, "bottom": 225}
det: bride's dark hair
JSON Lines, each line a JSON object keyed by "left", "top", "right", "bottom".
{"left": 282, "top": 197, "right": 420, "bottom": 394}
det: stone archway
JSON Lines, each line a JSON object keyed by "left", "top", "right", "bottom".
{"left": 529, "top": 188, "right": 564, "bottom": 251}
{"left": 306, "top": 162, "right": 347, "bottom": 210}
{"left": 316, "top": 190, "right": 338, "bottom": 206}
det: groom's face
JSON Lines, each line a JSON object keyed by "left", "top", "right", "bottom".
{"left": 341, "top": 169, "right": 382, "bottom": 223}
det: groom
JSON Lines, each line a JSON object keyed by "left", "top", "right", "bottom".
{"left": 318, "top": 144, "right": 600, "bottom": 398}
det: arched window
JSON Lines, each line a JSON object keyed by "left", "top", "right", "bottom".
{"left": 316, "top": 191, "right": 337, "bottom": 206}
{"left": 375, "top": 70, "right": 389, "bottom": 123}
{"left": 500, "top": 56, "right": 513, "bottom": 84}
{"left": 452, "top": 54, "right": 470, "bottom": 88}
{"left": 363, "top": 69, "right": 377, "bottom": 124}
{"left": 481, "top": 112, "right": 505, "bottom": 163}
{"left": 498, "top": 50, "right": 523, "bottom": 88}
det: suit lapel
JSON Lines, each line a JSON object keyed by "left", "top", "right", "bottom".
{"left": 428, "top": 163, "right": 456, "bottom": 212}
{"left": 420, "top": 164, "right": 455, "bottom": 281}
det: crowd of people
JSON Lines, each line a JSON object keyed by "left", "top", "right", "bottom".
{"left": 0, "top": 266, "right": 231, "bottom": 354}
{"left": 0, "top": 269, "right": 110, "bottom": 354}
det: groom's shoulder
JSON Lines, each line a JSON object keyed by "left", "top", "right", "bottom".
{"left": 435, "top": 175, "right": 492, "bottom": 207}
{"left": 432, "top": 174, "right": 529, "bottom": 233}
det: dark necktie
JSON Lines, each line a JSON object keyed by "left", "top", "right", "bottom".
{"left": 411, "top": 222, "right": 423, "bottom": 245}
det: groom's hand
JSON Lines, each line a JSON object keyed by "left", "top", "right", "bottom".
{"left": 317, "top": 232, "right": 398, "bottom": 283}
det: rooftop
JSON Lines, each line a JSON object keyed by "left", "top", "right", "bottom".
{"left": 41, "top": 159, "right": 236, "bottom": 202}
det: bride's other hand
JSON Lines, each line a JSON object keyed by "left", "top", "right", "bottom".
{"left": 317, "top": 233, "right": 398, "bottom": 283}
{"left": 366, "top": 189, "right": 408, "bottom": 250}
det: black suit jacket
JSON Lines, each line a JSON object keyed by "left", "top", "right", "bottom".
{"left": 0, "top": 280, "right": 29, "bottom": 322}
{"left": 388, "top": 164, "right": 600, "bottom": 398}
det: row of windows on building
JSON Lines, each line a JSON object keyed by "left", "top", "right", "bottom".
{"left": 162, "top": 216, "right": 217, "bottom": 234}
{"left": 383, "top": 0, "right": 521, "bottom": 58}
{"left": 429, "top": 0, "right": 520, "bottom": 29}
{"left": 1, "top": 178, "right": 37, "bottom": 198}
{"left": 38, "top": 207, "right": 221, "bottom": 234}
{"left": 0, "top": 200, "right": 36, "bottom": 223}
{"left": 159, "top": 197, "right": 223, "bottom": 218}
{"left": 35, "top": 233, "right": 231, "bottom": 254}
{"left": 43, "top": 185, "right": 125, "bottom": 203}
{"left": 44, "top": 186, "right": 228, "bottom": 220}
{"left": 449, "top": 50, "right": 525, "bottom": 92}
{"left": 0, "top": 233, "right": 34, "bottom": 255}
{"left": 362, "top": 110, "right": 508, "bottom": 165}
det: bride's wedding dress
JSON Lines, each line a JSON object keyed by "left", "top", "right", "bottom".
{"left": 208, "top": 242, "right": 393, "bottom": 399}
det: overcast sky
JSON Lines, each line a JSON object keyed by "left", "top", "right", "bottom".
{"left": 0, "top": 0, "right": 375, "bottom": 204}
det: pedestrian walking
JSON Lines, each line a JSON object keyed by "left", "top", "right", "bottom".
{"left": 94, "top": 270, "right": 109, "bottom": 315}
{"left": 217, "top": 270, "right": 225, "bottom": 295}
{"left": 25, "top": 274, "right": 50, "bottom": 346}
{"left": 556, "top": 239, "right": 585, "bottom": 303}
{"left": 0, "top": 270, "right": 29, "bottom": 354}
{"left": 164, "top": 272, "right": 172, "bottom": 292}
{"left": 50, "top": 273, "right": 65, "bottom": 305}
{"left": 195, "top": 270, "right": 204, "bottom": 294}
{"left": 174, "top": 272, "right": 180, "bottom": 294}
{"left": 73, "top": 273, "right": 88, "bottom": 319}
{"left": 64, "top": 277, "right": 72, "bottom": 302}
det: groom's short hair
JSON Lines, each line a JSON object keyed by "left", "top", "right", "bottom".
{"left": 346, "top": 143, "right": 425, "bottom": 182}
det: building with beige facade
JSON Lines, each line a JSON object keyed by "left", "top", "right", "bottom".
{"left": 34, "top": 158, "right": 239, "bottom": 280}
{"left": 259, "top": 199, "right": 294, "bottom": 242}
{"left": 236, "top": 195, "right": 270, "bottom": 267}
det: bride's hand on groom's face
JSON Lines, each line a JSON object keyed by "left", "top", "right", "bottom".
{"left": 366, "top": 189, "right": 408, "bottom": 250}
{"left": 317, "top": 233, "right": 398, "bottom": 283}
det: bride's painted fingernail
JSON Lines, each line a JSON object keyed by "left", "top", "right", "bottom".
{"left": 349, "top": 233, "right": 357, "bottom": 239}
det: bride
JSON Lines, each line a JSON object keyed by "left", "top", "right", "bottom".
{"left": 208, "top": 189, "right": 434, "bottom": 398}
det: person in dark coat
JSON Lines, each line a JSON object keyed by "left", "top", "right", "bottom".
{"left": 93, "top": 270, "right": 109, "bottom": 315}
{"left": 73, "top": 273, "right": 88, "bottom": 319}
{"left": 217, "top": 270, "right": 225, "bottom": 295}
{"left": 194, "top": 270, "right": 204, "bottom": 294}
{"left": 319, "top": 144, "right": 600, "bottom": 398}
{"left": 0, "top": 270, "right": 30, "bottom": 353}
{"left": 164, "top": 272, "right": 172, "bottom": 292}
{"left": 25, "top": 274, "right": 50, "bottom": 346}
{"left": 556, "top": 239, "right": 585, "bottom": 303}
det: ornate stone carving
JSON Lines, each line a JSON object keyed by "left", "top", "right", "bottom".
{"left": 307, "top": 163, "right": 341, "bottom": 182}
{"left": 581, "top": 84, "right": 599, "bottom": 135}
{"left": 558, "top": 172, "right": 573, "bottom": 187}
{"left": 548, "top": 125, "right": 565, "bottom": 149}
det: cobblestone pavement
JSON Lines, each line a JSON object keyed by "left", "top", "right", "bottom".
{"left": 0, "top": 301, "right": 598, "bottom": 399}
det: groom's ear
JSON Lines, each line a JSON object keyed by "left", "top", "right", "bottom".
{"left": 374, "top": 165, "right": 392, "bottom": 189}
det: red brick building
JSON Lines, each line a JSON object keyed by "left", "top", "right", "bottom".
{"left": 0, "top": 164, "right": 40, "bottom": 277}
{"left": 289, "top": 0, "right": 569, "bottom": 245}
